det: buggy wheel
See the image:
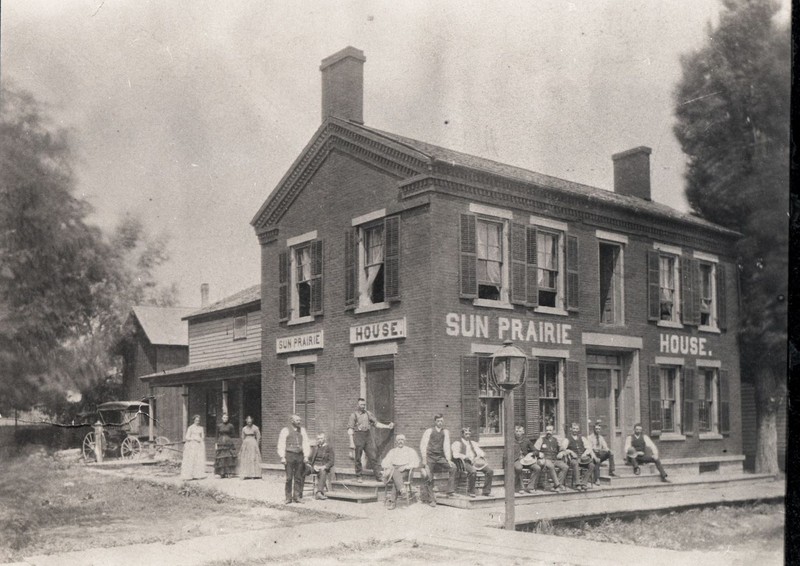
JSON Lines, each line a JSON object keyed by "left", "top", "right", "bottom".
{"left": 120, "top": 436, "right": 142, "bottom": 459}
{"left": 82, "top": 431, "right": 106, "bottom": 461}
{"left": 154, "top": 436, "right": 171, "bottom": 453}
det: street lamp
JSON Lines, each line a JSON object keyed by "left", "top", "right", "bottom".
{"left": 490, "top": 340, "right": 528, "bottom": 531}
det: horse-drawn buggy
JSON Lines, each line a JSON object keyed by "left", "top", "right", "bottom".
{"left": 80, "top": 401, "right": 170, "bottom": 461}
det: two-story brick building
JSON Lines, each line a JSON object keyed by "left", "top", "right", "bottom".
{"left": 141, "top": 285, "right": 262, "bottom": 459}
{"left": 251, "top": 47, "right": 743, "bottom": 472}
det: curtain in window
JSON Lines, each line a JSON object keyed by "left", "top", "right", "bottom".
{"left": 659, "top": 257, "right": 674, "bottom": 300}
{"left": 297, "top": 247, "right": 312, "bottom": 282}
{"left": 537, "top": 233, "right": 557, "bottom": 288}
{"left": 477, "top": 221, "right": 502, "bottom": 284}
{"left": 364, "top": 227, "right": 384, "bottom": 295}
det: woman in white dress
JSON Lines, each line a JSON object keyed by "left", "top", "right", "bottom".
{"left": 180, "top": 415, "right": 207, "bottom": 480}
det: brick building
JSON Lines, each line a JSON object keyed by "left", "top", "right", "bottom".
{"left": 251, "top": 47, "right": 743, "bottom": 472}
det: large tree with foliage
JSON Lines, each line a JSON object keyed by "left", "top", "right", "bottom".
{"left": 0, "top": 86, "right": 177, "bottom": 416}
{"left": 672, "top": 0, "right": 789, "bottom": 473}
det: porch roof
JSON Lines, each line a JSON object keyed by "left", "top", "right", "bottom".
{"left": 140, "top": 356, "right": 261, "bottom": 387}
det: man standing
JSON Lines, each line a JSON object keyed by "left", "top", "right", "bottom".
{"left": 380, "top": 434, "right": 420, "bottom": 509}
{"left": 564, "top": 423, "right": 595, "bottom": 491}
{"left": 307, "top": 432, "right": 335, "bottom": 500}
{"left": 589, "top": 422, "right": 616, "bottom": 484}
{"left": 277, "top": 414, "right": 311, "bottom": 504}
{"left": 533, "top": 424, "right": 568, "bottom": 491}
{"left": 624, "top": 423, "right": 669, "bottom": 482}
{"left": 503, "top": 425, "right": 540, "bottom": 493}
{"left": 347, "top": 397, "right": 394, "bottom": 482}
{"left": 420, "top": 414, "right": 457, "bottom": 506}
{"left": 451, "top": 427, "right": 494, "bottom": 497}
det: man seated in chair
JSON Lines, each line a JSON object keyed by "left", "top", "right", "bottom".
{"left": 504, "top": 425, "right": 540, "bottom": 494}
{"left": 589, "top": 422, "right": 616, "bottom": 485}
{"left": 380, "top": 434, "right": 420, "bottom": 509}
{"left": 624, "top": 423, "right": 669, "bottom": 482}
{"left": 564, "top": 422, "right": 595, "bottom": 491}
{"left": 307, "top": 432, "right": 335, "bottom": 500}
{"left": 533, "top": 424, "right": 568, "bottom": 491}
{"left": 451, "top": 427, "right": 494, "bottom": 497}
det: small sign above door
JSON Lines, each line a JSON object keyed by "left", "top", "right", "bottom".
{"left": 276, "top": 331, "right": 324, "bottom": 354}
{"left": 350, "top": 318, "right": 407, "bottom": 345}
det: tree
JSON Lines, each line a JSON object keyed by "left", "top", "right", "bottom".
{"left": 672, "top": 0, "right": 789, "bottom": 474}
{"left": 0, "top": 86, "right": 177, "bottom": 416}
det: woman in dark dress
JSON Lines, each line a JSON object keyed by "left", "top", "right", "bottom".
{"left": 214, "top": 414, "right": 237, "bottom": 478}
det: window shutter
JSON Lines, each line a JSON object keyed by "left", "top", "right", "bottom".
{"left": 525, "top": 360, "right": 540, "bottom": 436}
{"left": 279, "top": 250, "right": 289, "bottom": 322}
{"left": 566, "top": 361, "right": 581, "bottom": 431}
{"left": 383, "top": 216, "right": 400, "bottom": 302}
{"left": 344, "top": 228, "right": 357, "bottom": 309}
{"left": 310, "top": 240, "right": 324, "bottom": 315}
{"left": 513, "top": 381, "right": 525, "bottom": 429}
{"left": 647, "top": 251, "right": 660, "bottom": 321}
{"left": 460, "top": 214, "right": 478, "bottom": 299}
{"left": 566, "top": 235, "right": 579, "bottom": 311}
{"left": 719, "top": 369, "right": 730, "bottom": 434}
{"left": 692, "top": 260, "right": 703, "bottom": 325}
{"left": 649, "top": 365, "right": 662, "bottom": 436}
{"left": 526, "top": 227, "right": 539, "bottom": 307}
{"left": 683, "top": 367, "right": 695, "bottom": 435}
{"left": 461, "top": 356, "right": 480, "bottom": 440}
{"left": 717, "top": 264, "right": 728, "bottom": 331}
{"left": 680, "top": 256, "right": 696, "bottom": 325}
{"left": 510, "top": 223, "right": 527, "bottom": 305}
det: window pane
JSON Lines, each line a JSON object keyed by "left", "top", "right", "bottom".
{"left": 478, "top": 358, "right": 503, "bottom": 434}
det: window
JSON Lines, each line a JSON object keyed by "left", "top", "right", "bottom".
{"left": 660, "top": 367, "right": 678, "bottom": 432}
{"left": 658, "top": 255, "right": 680, "bottom": 322}
{"left": 698, "top": 368, "right": 719, "bottom": 433}
{"left": 699, "top": 262, "right": 716, "bottom": 328}
{"left": 233, "top": 315, "right": 247, "bottom": 340}
{"left": 347, "top": 215, "right": 399, "bottom": 310}
{"left": 361, "top": 223, "right": 385, "bottom": 306}
{"left": 538, "top": 360, "right": 561, "bottom": 431}
{"left": 478, "top": 357, "right": 503, "bottom": 435}
{"left": 537, "top": 231, "right": 560, "bottom": 308}
{"left": 294, "top": 244, "right": 312, "bottom": 318}
{"left": 293, "top": 365, "right": 315, "bottom": 433}
{"left": 599, "top": 242, "right": 624, "bottom": 324}
{"left": 477, "top": 219, "right": 504, "bottom": 300}
{"left": 279, "top": 235, "right": 323, "bottom": 322}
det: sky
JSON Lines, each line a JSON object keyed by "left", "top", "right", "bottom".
{"left": 3, "top": 1, "right": 787, "bottom": 307}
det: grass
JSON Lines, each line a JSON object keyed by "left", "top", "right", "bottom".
{"left": 541, "top": 502, "right": 784, "bottom": 552}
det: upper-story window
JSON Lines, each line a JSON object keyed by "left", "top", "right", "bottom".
{"left": 659, "top": 255, "right": 679, "bottom": 322}
{"left": 346, "top": 211, "right": 400, "bottom": 312}
{"left": 537, "top": 231, "right": 560, "bottom": 308}
{"left": 477, "top": 218, "right": 505, "bottom": 301}
{"left": 598, "top": 239, "right": 624, "bottom": 325}
{"left": 233, "top": 315, "right": 247, "bottom": 340}
{"left": 279, "top": 232, "right": 323, "bottom": 323}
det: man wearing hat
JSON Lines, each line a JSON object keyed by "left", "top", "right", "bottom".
{"left": 589, "top": 422, "right": 616, "bottom": 484}
{"left": 564, "top": 422, "right": 595, "bottom": 491}
{"left": 451, "top": 427, "right": 494, "bottom": 497}
{"left": 533, "top": 424, "right": 568, "bottom": 491}
{"left": 624, "top": 423, "right": 669, "bottom": 482}
{"left": 504, "top": 425, "right": 540, "bottom": 493}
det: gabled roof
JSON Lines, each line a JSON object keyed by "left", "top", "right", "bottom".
{"left": 252, "top": 118, "right": 738, "bottom": 238}
{"left": 131, "top": 306, "right": 195, "bottom": 346}
{"left": 184, "top": 284, "right": 260, "bottom": 320}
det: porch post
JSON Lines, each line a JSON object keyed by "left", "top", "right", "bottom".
{"left": 181, "top": 385, "right": 189, "bottom": 429}
{"left": 222, "top": 380, "right": 229, "bottom": 416}
{"left": 147, "top": 387, "right": 154, "bottom": 441}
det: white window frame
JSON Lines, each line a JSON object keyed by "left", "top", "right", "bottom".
{"left": 531, "top": 217, "right": 567, "bottom": 315}
{"left": 657, "top": 364, "right": 687, "bottom": 441}
{"left": 598, "top": 239, "right": 625, "bottom": 325}
{"left": 657, "top": 254, "right": 681, "bottom": 327}
{"left": 469, "top": 203, "right": 513, "bottom": 309}
{"left": 352, "top": 210, "right": 389, "bottom": 314}
{"left": 698, "top": 367, "right": 720, "bottom": 436}
{"left": 698, "top": 259, "right": 719, "bottom": 332}
{"left": 478, "top": 356, "right": 505, "bottom": 437}
{"left": 286, "top": 230, "right": 318, "bottom": 325}
{"left": 538, "top": 358, "right": 565, "bottom": 434}
{"left": 232, "top": 314, "right": 247, "bottom": 341}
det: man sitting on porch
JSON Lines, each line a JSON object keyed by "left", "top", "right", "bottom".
{"left": 381, "top": 434, "right": 420, "bottom": 509}
{"left": 451, "top": 427, "right": 494, "bottom": 497}
{"left": 589, "top": 422, "right": 616, "bottom": 484}
{"left": 564, "top": 422, "right": 594, "bottom": 491}
{"left": 624, "top": 423, "right": 669, "bottom": 483}
{"left": 307, "top": 432, "right": 335, "bottom": 500}
{"left": 533, "top": 424, "right": 568, "bottom": 491}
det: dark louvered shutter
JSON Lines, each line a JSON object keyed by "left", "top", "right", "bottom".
{"left": 461, "top": 356, "right": 480, "bottom": 440}
{"left": 692, "top": 260, "right": 703, "bottom": 325}
{"left": 525, "top": 360, "right": 540, "bottom": 436}
{"left": 304, "top": 366, "right": 316, "bottom": 435}
{"left": 526, "top": 226, "right": 539, "bottom": 307}
{"left": 683, "top": 367, "right": 695, "bottom": 435}
{"left": 566, "top": 361, "right": 581, "bottom": 430}
{"left": 681, "top": 256, "right": 695, "bottom": 325}
{"left": 310, "top": 240, "right": 324, "bottom": 315}
{"left": 719, "top": 369, "right": 730, "bottom": 434}
{"left": 384, "top": 216, "right": 400, "bottom": 301}
{"left": 566, "top": 235, "right": 579, "bottom": 311}
{"left": 717, "top": 264, "right": 727, "bottom": 331}
{"left": 511, "top": 223, "right": 527, "bottom": 305}
{"left": 649, "top": 365, "right": 662, "bottom": 435}
{"left": 344, "top": 228, "right": 357, "bottom": 309}
{"left": 514, "top": 381, "right": 525, "bottom": 429}
{"left": 460, "top": 214, "right": 478, "bottom": 298}
{"left": 647, "top": 251, "right": 661, "bottom": 321}
{"left": 279, "top": 250, "right": 289, "bottom": 322}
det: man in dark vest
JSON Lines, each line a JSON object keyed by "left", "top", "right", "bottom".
{"left": 503, "top": 425, "right": 540, "bottom": 493}
{"left": 347, "top": 397, "right": 394, "bottom": 482}
{"left": 533, "top": 424, "right": 568, "bottom": 491}
{"left": 624, "top": 423, "right": 669, "bottom": 482}
{"left": 564, "top": 422, "right": 595, "bottom": 491}
{"left": 307, "top": 432, "right": 335, "bottom": 500}
{"left": 277, "top": 414, "right": 311, "bottom": 504}
{"left": 419, "top": 414, "right": 457, "bottom": 506}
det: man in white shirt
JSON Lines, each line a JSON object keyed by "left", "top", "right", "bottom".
{"left": 624, "top": 423, "right": 669, "bottom": 482}
{"left": 451, "top": 427, "right": 494, "bottom": 497}
{"left": 589, "top": 422, "right": 616, "bottom": 484}
{"left": 277, "top": 414, "right": 311, "bottom": 504}
{"left": 380, "top": 434, "right": 420, "bottom": 509}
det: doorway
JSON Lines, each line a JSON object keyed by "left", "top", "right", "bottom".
{"left": 363, "top": 358, "right": 395, "bottom": 460}
{"left": 587, "top": 351, "right": 634, "bottom": 457}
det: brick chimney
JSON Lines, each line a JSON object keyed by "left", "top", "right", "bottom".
{"left": 320, "top": 46, "right": 366, "bottom": 124}
{"left": 200, "top": 283, "right": 209, "bottom": 307}
{"left": 612, "top": 146, "right": 652, "bottom": 201}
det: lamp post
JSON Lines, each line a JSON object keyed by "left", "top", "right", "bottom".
{"left": 490, "top": 340, "right": 528, "bottom": 531}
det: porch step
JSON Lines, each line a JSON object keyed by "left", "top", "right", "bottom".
{"left": 325, "top": 489, "right": 379, "bottom": 503}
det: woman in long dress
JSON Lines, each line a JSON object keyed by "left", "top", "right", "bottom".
{"left": 238, "top": 416, "right": 262, "bottom": 479}
{"left": 180, "top": 415, "right": 207, "bottom": 480}
{"left": 214, "top": 414, "right": 237, "bottom": 478}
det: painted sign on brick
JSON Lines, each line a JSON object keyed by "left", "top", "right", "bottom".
{"left": 350, "top": 318, "right": 407, "bottom": 344}
{"left": 276, "top": 331, "right": 324, "bottom": 353}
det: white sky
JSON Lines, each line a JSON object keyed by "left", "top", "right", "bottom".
{"left": 3, "top": 1, "right": 786, "bottom": 307}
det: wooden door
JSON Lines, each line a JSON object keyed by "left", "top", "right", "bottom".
{"left": 365, "top": 359, "right": 395, "bottom": 460}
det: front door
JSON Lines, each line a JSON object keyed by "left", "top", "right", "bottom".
{"left": 365, "top": 359, "right": 395, "bottom": 460}
{"left": 587, "top": 368, "right": 613, "bottom": 431}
